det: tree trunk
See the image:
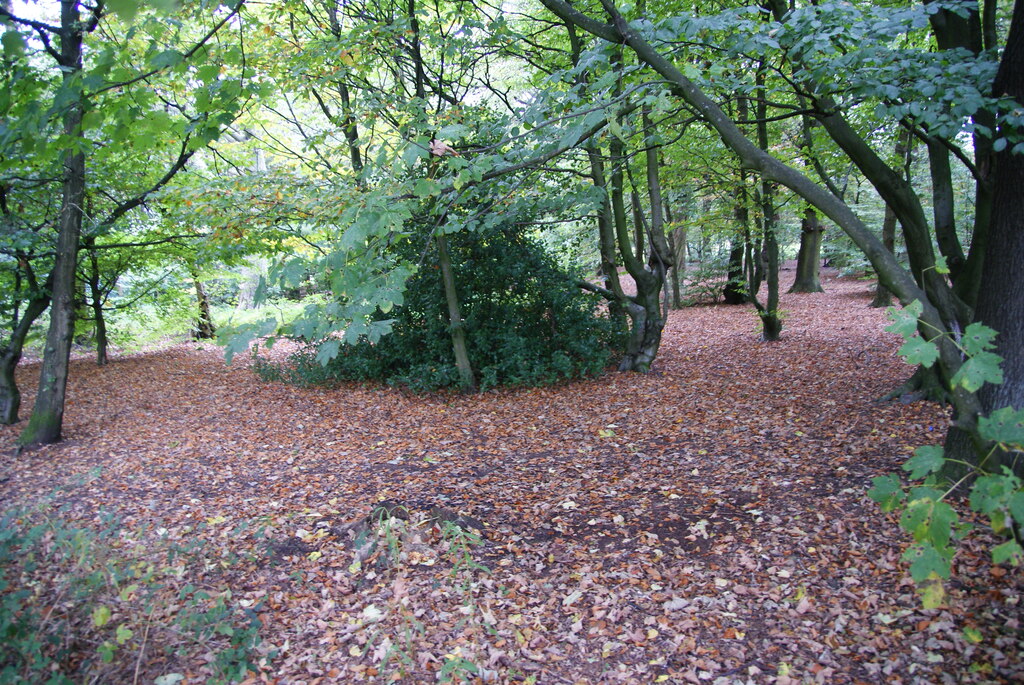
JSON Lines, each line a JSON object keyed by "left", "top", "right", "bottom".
{"left": 789, "top": 208, "right": 825, "bottom": 293}
{"left": 93, "top": 296, "right": 108, "bottom": 366}
{"left": 1, "top": 287, "right": 51, "bottom": 425}
{"left": 606, "top": 104, "right": 670, "bottom": 371}
{"left": 760, "top": 229, "right": 782, "bottom": 340}
{"left": 926, "top": 0, "right": 993, "bottom": 310}
{"left": 586, "top": 141, "right": 628, "bottom": 336}
{"left": 85, "top": 239, "right": 108, "bottom": 366}
{"left": 754, "top": 75, "right": 782, "bottom": 339}
{"left": 618, "top": 289, "right": 663, "bottom": 372}
{"left": 722, "top": 239, "right": 746, "bottom": 304}
{"left": 0, "top": 351, "right": 23, "bottom": 427}
{"left": 632, "top": 192, "right": 645, "bottom": 263}
{"left": 20, "top": 0, "right": 85, "bottom": 447}
{"left": 193, "top": 277, "right": 216, "bottom": 340}
{"left": 925, "top": 137, "right": 965, "bottom": 281}
{"left": 664, "top": 191, "right": 685, "bottom": 309}
{"left": 566, "top": 19, "right": 628, "bottom": 336}
{"left": 436, "top": 233, "right": 475, "bottom": 391}
{"left": 871, "top": 200, "right": 899, "bottom": 308}
{"left": 187, "top": 262, "right": 216, "bottom": 340}
{"left": 943, "top": 0, "right": 1024, "bottom": 479}
{"left": 871, "top": 128, "right": 911, "bottom": 307}
{"left": 667, "top": 228, "right": 682, "bottom": 309}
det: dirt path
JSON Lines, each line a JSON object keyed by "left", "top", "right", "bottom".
{"left": 1, "top": 271, "right": 1020, "bottom": 684}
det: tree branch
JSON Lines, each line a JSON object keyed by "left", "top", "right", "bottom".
{"left": 90, "top": 1, "right": 245, "bottom": 97}
{"left": 95, "top": 138, "right": 197, "bottom": 232}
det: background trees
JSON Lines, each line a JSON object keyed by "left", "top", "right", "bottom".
{"left": 1, "top": 0, "right": 1020, "bottom": 476}
{"left": 1, "top": 0, "right": 258, "bottom": 441}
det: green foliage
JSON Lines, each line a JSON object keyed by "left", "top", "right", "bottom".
{"left": 0, "top": 486, "right": 266, "bottom": 683}
{"left": 978, "top": 407, "right": 1024, "bottom": 447}
{"left": 903, "top": 445, "right": 946, "bottom": 480}
{"left": 870, "top": 303, "right": 1024, "bottom": 608}
{"left": 679, "top": 258, "right": 731, "bottom": 306}
{"left": 257, "top": 220, "right": 617, "bottom": 392}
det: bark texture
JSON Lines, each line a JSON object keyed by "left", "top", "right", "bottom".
{"left": 1, "top": 287, "right": 51, "bottom": 425}
{"left": 436, "top": 233, "right": 475, "bottom": 391}
{"left": 789, "top": 208, "right": 824, "bottom": 294}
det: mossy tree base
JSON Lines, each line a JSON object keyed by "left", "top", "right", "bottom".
{"left": 19, "top": 410, "right": 61, "bottom": 447}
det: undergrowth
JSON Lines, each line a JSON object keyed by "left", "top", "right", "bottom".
{"left": 0, "top": 477, "right": 268, "bottom": 684}
{"left": 346, "top": 504, "right": 494, "bottom": 683}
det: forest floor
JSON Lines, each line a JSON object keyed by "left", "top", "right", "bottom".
{"left": 1, "top": 268, "right": 1022, "bottom": 685}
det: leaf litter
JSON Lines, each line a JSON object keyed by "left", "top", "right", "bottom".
{"left": 1, "top": 268, "right": 1021, "bottom": 684}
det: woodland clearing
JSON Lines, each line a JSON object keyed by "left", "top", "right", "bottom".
{"left": 1, "top": 269, "right": 1021, "bottom": 684}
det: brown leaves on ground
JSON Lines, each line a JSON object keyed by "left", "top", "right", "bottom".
{"left": 1, "top": 269, "right": 1021, "bottom": 684}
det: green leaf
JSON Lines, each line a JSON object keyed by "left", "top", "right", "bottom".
{"left": 933, "top": 255, "right": 950, "bottom": 274}
{"left": 2, "top": 30, "right": 26, "bottom": 59}
{"left": 885, "top": 300, "right": 923, "bottom": 339}
{"left": 868, "top": 474, "right": 905, "bottom": 512}
{"left": 970, "top": 474, "right": 1017, "bottom": 516}
{"left": 903, "top": 445, "right": 945, "bottom": 480}
{"left": 92, "top": 605, "right": 112, "bottom": 628}
{"left": 221, "top": 318, "right": 276, "bottom": 365}
{"left": 149, "top": 49, "right": 185, "bottom": 69}
{"left": 929, "top": 500, "right": 958, "bottom": 548}
{"left": 1009, "top": 492, "right": 1024, "bottom": 528}
{"left": 920, "top": 573, "right": 945, "bottom": 609}
{"left": 962, "top": 626, "right": 983, "bottom": 644}
{"left": 978, "top": 407, "right": 1024, "bottom": 448}
{"left": 116, "top": 624, "right": 134, "bottom": 645}
{"left": 146, "top": 0, "right": 181, "bottom": 14}
{"left": 98, "top": 641, "right": 117, "bottom": 663}
{"left": 413, "top": 178, "right": 441, "bottom": 198}
{"left": 402, "top": 141, "right": 428, "bottom": 169}
{"left": 901, "top": 497, "right": 932, "bottom": 539}
{"left": 898, "top": 336, "right": 939, "bottom": 367}
{"left": 105, "top": 0, "right": 140, "bottom": 21}
{"left": 558, "top": 125, "right": 583, "bottom": 149}
{"left": 951, "top": 351, "right": 1003, "bottom": 392}
{"left": 901, "top": 491, "right": 954, "bottom": 544}
{"left": 903, "top": 544, "right": 952, "bottom": 582}
{"left": 607, "top": 117, "right": 625, "bottom": 141}
{"left": 992, "top": 540, "right": 1023, "bottom": 566}
{"left": 960, "top": 322, "right": 998, "bottom": 356}
{"left": 316, "top": 340, "right": 340, "bottom": 365}
{"left": 437, "top": 123, "right": 469, "bottom": 140}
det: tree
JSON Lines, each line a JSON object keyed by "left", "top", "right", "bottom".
{"left": 943, "top": 0, "right": 1024, "bottom": 478}
{"left": 1, "top": 0, "right": 254, "bottom": 445}
{"left": 14, "top": 0, "right": 94, "bottom": 445}
{"left": 789, "top": 208, "right": 825, "bottom": 294}
{"left": 537, "top": 0, "right": 992, "bottom": 446}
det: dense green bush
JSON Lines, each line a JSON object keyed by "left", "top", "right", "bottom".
{"left": 257, "top": 222, "right": 618, "bottom": 392}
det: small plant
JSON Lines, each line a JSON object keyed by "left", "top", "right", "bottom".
{"left": 347, "top": 506, "right": 492, "bottom": 681}
{"left": 869, "top": 300, "right": 1023, "bottom": 608}
{"left": 0, "top": 492, "right": 267, "bottom": 683}
{"left": 438, "top": 649, "right": 481, "bottom": 683}
{"left": 679, "top": 259, "right": 729, "bottom": 306}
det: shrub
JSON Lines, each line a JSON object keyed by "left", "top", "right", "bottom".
{"left": 680, "top": 258, "right": 731, "bottom": 306}
{"left": 258, "top": 222, "right": 618, "bottom": 392}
